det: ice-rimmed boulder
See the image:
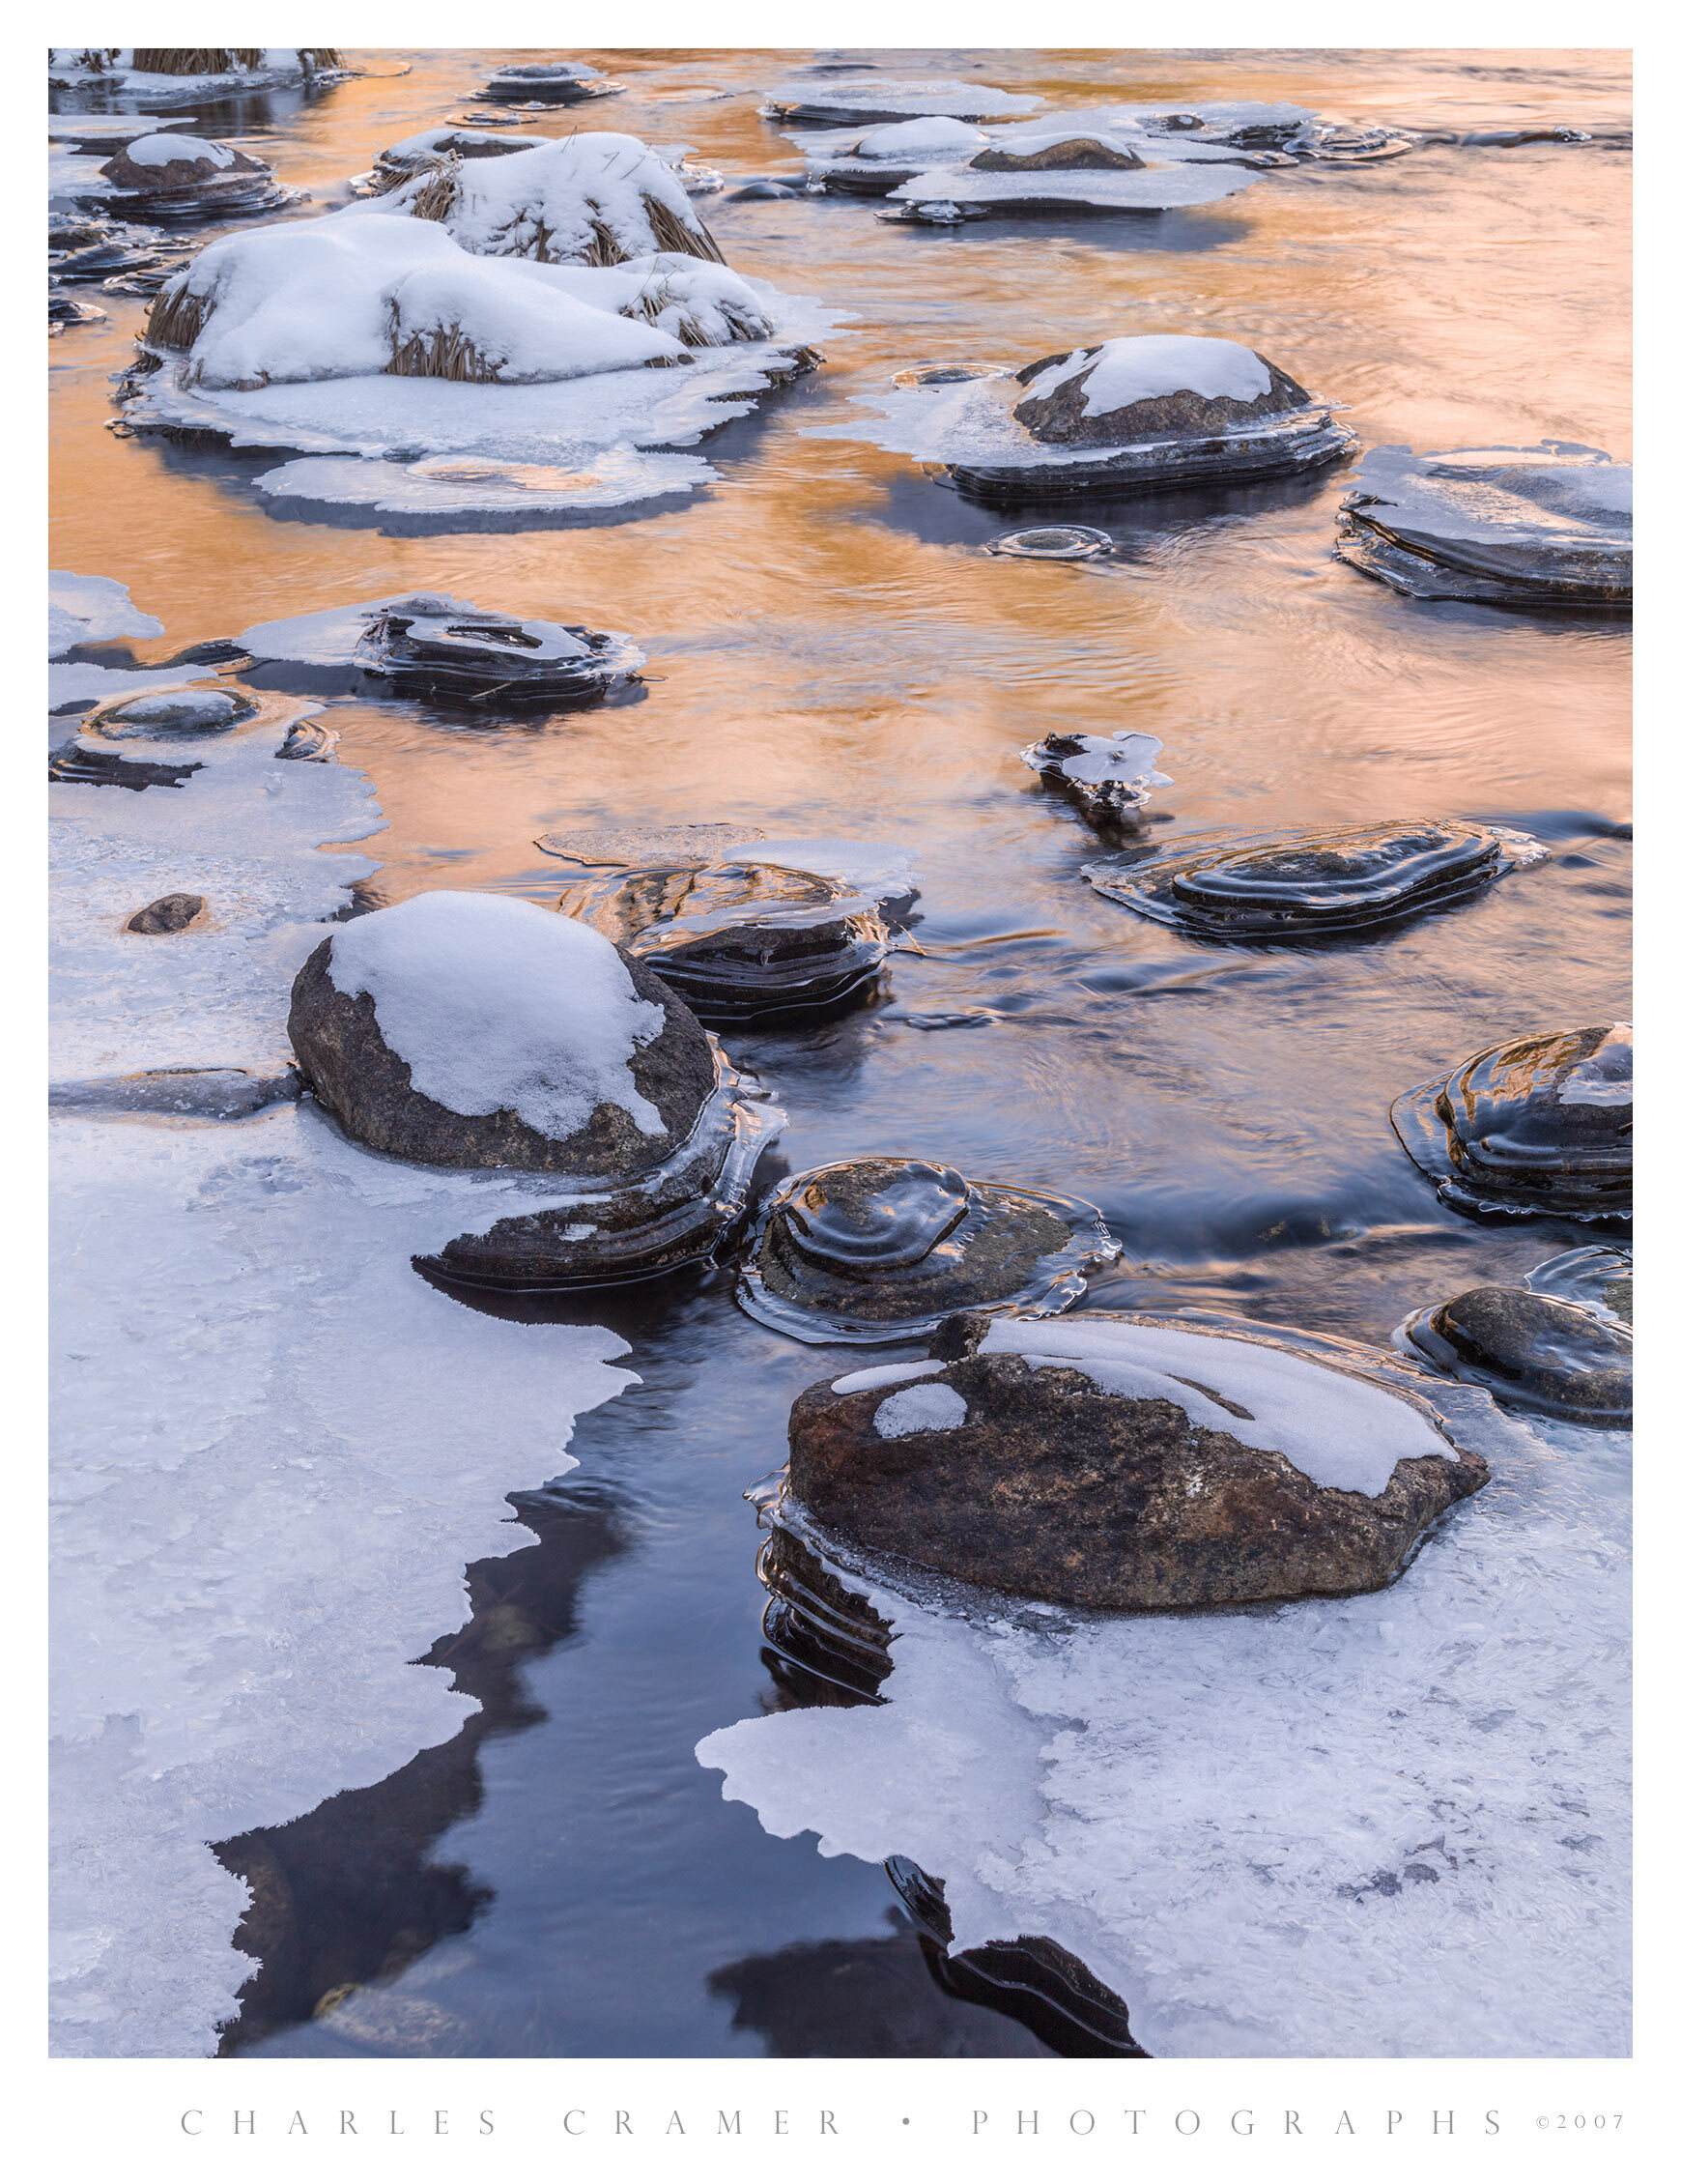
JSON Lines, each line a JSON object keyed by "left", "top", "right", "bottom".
{"left": 782, "top": 1309, "right": 1492, "bottom": 1607}
{"left": 552, "top": 857, "right": 895, "bottom": 1025}
{"left": 471, "top": 59, "right": 620, "bottom": 106}
{"left": 762, "top": 79, "right": 1042, "bottom": 129}
{"left": 96, "top": 132, "right": 294, "bottom": 221}
{"left": 1399, "top": 1282, "right": 1631, "bottom": 1426}
{"left": 1335, "top": 443, "right": 1632, "bottom": 608}
{"left": 1391, "top": 1023, "right": 1633, "bottom": 1222}
{"left": 288, "top": 892, "right": 782, "bottom": 1288}
{"left": 239, "top": 592, "right": 643, "bottom": 706}
{"left": 1083, "top": 819, "right": 1545, "bottom": 940}
{"left": 359, "top": 133, "right": 727, "bottom": 266}
{"left": 738, "top": 1158, "right": 1117, "bottom": 1343}
{"left": 810, "top": 333, "right": 1354, "bottom": 503}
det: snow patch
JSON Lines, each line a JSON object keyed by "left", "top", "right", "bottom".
{"left": 830, "top": 1360, "right": 945, "bottom": 1396}
{"left": 125, "top": 131, "right": 234, "bottom": 168}
{"left": 874, "top": 1382, "right": 970, "bottom": 1437}
{"left": 325, "top": 893, "right": 669, "bottom": 1141}
{"left": 1022, "top": 335, "right": 1272, "bottom": 417}
{"left": 50, "top": 570, "right": 165, "bottom": 658}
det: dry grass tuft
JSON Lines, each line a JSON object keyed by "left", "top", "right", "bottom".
{"left": 406, "top": 156, "right": 463, "bottom": 224}
{"left": 129, "top": 46, "right": 340, "bottom": 74}
{"left": 132, "top": 47, "right": 264, "bottom": 73}
{"left": 645, "top": 195, "right": 726, "bottom": 265}
{"left": 144, "top": 282, "right": 214, "bottom": 353}
{"left": 386, "top": 319, "right": 502, "bottom": 382}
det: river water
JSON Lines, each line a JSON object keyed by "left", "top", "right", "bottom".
{"left": 49, "top": 46, "right": 1630, "bottom": 2058}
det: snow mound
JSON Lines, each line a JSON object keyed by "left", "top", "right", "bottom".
{"left": 149, "top": 214, "right": 688, "bottom": 389}
{"left": 325, "top": 892, "right": 669, "bottom": 1141}
{"left": 980, "top": 1317, "right": 1455, "bottom": 1496}
{"left": 249, "top": 447, "right": 714, "bottom": 525}
{"left": 854, "top": 118, "right": 989, "bottom": 159}
{"left": 765, "top": 78, "right": 1042, "bottom": 124}
{"left": 357, "top": 132, "right": 724, "bottom": 266}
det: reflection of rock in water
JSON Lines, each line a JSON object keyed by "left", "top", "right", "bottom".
{"left": 214, "top": 1486, "right": 626, "bottom": 2054}
{"left": 756, "top": 1527, "right": 893, "bottom": 1706}
{"left": 745, "top": 1525, "right": 1138, "bottom": 2056}
{"left": 886, "top": 1857, "right": 1149, "bottom": 2058}
{"left": 707, "top": 1920, "right": 1048, "bottom": 2056}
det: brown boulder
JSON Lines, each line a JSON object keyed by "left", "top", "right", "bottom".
{"left": 287, "top": 930, "right": 716, "bottom": 1174}
{"left": 971, "top": 138, "right": 1145, "bottom": 173}
{"left": 787, "top": 1315, "right": 1487, "bottom": 1608}
{"left": 1014, "top": 346, "right": 1312, "bottom": 448}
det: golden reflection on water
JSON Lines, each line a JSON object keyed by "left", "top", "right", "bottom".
{"left": 50, "top": 46, "right": 1629, "bottom": 905}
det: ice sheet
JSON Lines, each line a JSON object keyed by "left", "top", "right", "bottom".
{"left": 50, "top": 569, "right": 165, "bottom": 657}
{"left": 52, "top": 627, "right": 638, "bottom": 2055}
{"left": 698, "top": 1407, "right": 1630, "bottom": 2057}
{"left": 889, "top": 161, "right": 1256, "bottom": 211}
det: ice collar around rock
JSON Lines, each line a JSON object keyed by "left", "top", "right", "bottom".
{"left": 979, "top": 1318, "right": 1457, "bottom": 1496}
{"left": 1024, "top": 336, "right": 1273, "bottom": 419}
{"left": 326, "top": 892, "right": 669, "bottom": 1140}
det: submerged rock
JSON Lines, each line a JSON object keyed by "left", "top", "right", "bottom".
{"left": 49, "top": 740, "right": 203, "bottom": 790}
{"left": 472, "top": 61, "right": 621, "bottom": 105}
{"left": 97, "top": 133, "right": 296, "bottom": 222}
{"left": 738, "top": 1157, "right": 1117, "bottom": 1343}
{"left": 49, "top": 1066, "right": 301, "bottom": 1118}
{"left": 1083, "top": 819, "right": 1544, "bottom": 941}
{"left": 986, "top": 523, "right": 1113, "bottom": 560}
{"left": 287, "top": 891, "right": 781, "bottom": 1289}
{"left": 126, "top": 891, "right": 207, "bottom": 934}
{"left": 48, "top": 286, "right": 106, "bottom": 330}
{"left": 1399, "top": 1283, "right": 1631, "bottom": 1426}
{"left": 1391, "top": 1022, "right": 1633, "bottom": 1221}
{"left": 1021, "top": 731, "right": 1169, "bottom": 827}
{"left": 80, "top": 685, "right": 258, "bottom": 738}
{"left": 560, "top": 860, "right": 893, "bottom": 1025}
{"left": 1335, "top": 443, "right": 1632, "bottom": 608}
{"left": 352, "top": 597, "right": 643, "bottom": 707}
{"left": 783, "top": 1309, "right": 1491, "bottom": 1607}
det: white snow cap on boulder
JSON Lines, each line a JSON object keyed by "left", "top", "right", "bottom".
{"left": 153, "top": 214, "right": 694, "bottom": 388}
{"left": 1024, "top": 335, "right": 1275, "bottom": 418}
{"left": 853, "top": 117, "right": 989, "bottom": 158}
{"left": 326, "top": 892, "right": 670, "bottom": 1140}
{"left": 360, "top": 132, "right": 721, "bottom": 264}
{"left": 980, "top": 1317, "right": 1457, "bottom": 1496}
{"left": 125, "top": 131, "right": 237, "bottom": 168}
